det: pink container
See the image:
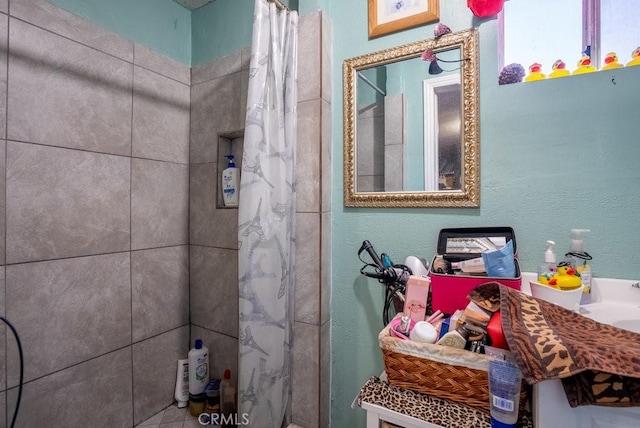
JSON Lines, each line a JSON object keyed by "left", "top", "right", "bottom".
{"left": 429, "top": 227, "right": 522, "bottom": 315}
{"left": 403, "top": 276, "right": 431, "bottom": 323}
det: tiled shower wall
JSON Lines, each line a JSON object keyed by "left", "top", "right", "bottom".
{"left": 188, "top": 11, "right": 332, "bottom": 428}
{"left": 0, "top": 1, "right": 331, "bottom": 427}
{"left": 1, "top": 0, "right": 191, "bottom": 426}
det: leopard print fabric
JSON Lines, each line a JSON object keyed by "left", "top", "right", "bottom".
{"left": 488, "top": 283, "right": 640, "bottom": 407}
{"left": 356, "top": 376, "right": 534, "bottom": 428}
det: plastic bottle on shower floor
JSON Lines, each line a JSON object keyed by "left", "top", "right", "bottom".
{"left": 220, "top": 369, "right": 236, "bottom": 426}
{"left": 188, "top": 339, "right": 209, "bottom": 416}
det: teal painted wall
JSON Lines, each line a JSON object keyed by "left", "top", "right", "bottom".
{"left": 192, "top": 0, "right": 298, "bottom": 66}
{"left": 324, "top": 0, "right": 640, "bottom": 426}
{"left": 47, "top": 0, "right": 191, "bottom": 64}
{"left": 191, "top": 0, "right": 254, "bottom": 66}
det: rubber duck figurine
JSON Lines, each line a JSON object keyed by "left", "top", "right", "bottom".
{"left": 626, "top": 47, "right": 640, "bottom": 67}
{"left": 548, "top": 263, "right": 582, "bottom": 290}
{"left": 524, "top": 62, "right": 546, "bottom": 82}
{"left": 548, "top": 59, "right": 570, "bottom": 79}
{"left": 602, "top": 52, "right": 623, "bottom": 70}
{"left": 573, "top": 55, "right": 596, "bottom": 75}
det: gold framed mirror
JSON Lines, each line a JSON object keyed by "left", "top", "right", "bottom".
{"left": 343, "top": 28, "right": 480, "bottom": 208}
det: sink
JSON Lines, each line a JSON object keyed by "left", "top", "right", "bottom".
{"left": 612, "top": 319, "right": 640, "bottom": 334}
{"left": 578, "top": 302, "right": 640, "bottom": 333}
{"left": 520, "top": 272, "right": 640, "bottom": 427}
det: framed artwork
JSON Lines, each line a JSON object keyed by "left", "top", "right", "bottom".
{"left": 368, "top": 0, "right": 440, "bottom": 38}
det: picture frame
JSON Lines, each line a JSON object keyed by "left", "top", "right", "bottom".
{"left": 368, "top": 0, "right": 440, "bottom": 38}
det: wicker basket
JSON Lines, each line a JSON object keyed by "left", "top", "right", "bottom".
{"left": 379, "top": 316, "right": 527, "bottom": 414}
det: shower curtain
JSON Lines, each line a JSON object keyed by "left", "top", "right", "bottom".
{"left": 237, "top": 0, "right": 298, "bottom": 426}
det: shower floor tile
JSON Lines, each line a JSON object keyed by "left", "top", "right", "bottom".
{"left": 136, "top": 403, "right": 200, "bottom": 428}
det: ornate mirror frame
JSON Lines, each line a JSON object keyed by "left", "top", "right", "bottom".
{"left": 343, "top": 28, "right": 480, "bottom": 208}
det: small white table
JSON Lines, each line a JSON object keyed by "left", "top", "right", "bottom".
{"left": 360, "top": 400, "right": 444, "bottom": 428}
{"left": 353, "top": 374, "right": 451, "bottom": 428}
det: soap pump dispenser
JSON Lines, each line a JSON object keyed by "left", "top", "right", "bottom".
{"left": 222, "top": 155, "right": 239, "bottom": 207}
{"left": 537, "top": 240, "right": 557, "bottom": 282}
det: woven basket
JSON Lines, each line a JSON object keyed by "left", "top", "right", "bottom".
{"left": 379, "top": 316, "right": 527, "bottom": 414}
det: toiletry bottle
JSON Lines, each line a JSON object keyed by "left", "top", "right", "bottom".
{"left": 451, "top": 257, "right": 486, "bottom": 274}
{"left": 220, "top": 369, "right": 236, "bottom": 426}
{"left": 188, "top": 339, "right": 209, "bottom": 416}
{"left": 204, "top": 378, "right": 221, "bottom": 415}
{"left": 537, "top": 240, "right": 557, "bottom": 282}
{"left": 436, "top": 324, "right": 471, "bottom": 349}
{"left": 397, "top": 315, "right": 411, "bottom": 337}
{"left": 564, "top": 229, "right": 593, "bottom": 304}
{"left": 174, "top": 359, "right": 189, "bottom": 408}
{"left": 488, "top": 359, "right": 522, "bottom": 428}
{"left": 222, "top": 155, "right": 239, "bottom": 207}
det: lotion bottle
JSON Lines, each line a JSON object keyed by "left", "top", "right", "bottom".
{"left": 222, "top": 155, "right": 239, "bottom": 207}
{"left": 174, "top": 359, "right": 189, "bottom": 408}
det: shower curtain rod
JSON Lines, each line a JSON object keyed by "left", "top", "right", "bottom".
{"left": 268, "top": 0, "right": 290, "bottom": 11}
{"left": 357, "top": 72, "right": 386, "bottom": 96}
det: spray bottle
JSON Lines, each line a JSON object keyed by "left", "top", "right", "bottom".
{"left": 564, "top": 229, "right": 593, "bottom": 304}
{"left": 537, "top": 240, "right": 557, "bottom": 283}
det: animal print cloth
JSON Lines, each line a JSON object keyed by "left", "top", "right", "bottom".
{"left": 356, "top": 376, "right": 534, "bottom": 428}
{"left": 470, "top": 282, "right": 640, "bottom": 407}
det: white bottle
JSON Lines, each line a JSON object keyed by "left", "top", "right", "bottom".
{"left": 188, "top": 339, "right": 209, "bottom": 395}
{"left": 451, "top": 257, "right": 485, "bottom": 273}
{"left": 174, "top": 359, "right": 189, "bottom": 408}
{"left": 537, "top": 240, "right": 557, "bottom": 282}
{"left": 222, "top": 155, "right": 239, "bottom": 207}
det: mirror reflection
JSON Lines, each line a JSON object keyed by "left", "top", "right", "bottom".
{"left": 356, "top": 50, "right": 462, "bottom": 192}
{"left": 344, "top": 28, "right": 479, "bottom": 207}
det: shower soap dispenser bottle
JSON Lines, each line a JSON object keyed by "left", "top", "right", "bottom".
{"left": 188, "top": 339, "right": 209, "bottom": 416}
{"left": 222, "top": 155, "right": 239, "bottom": 207}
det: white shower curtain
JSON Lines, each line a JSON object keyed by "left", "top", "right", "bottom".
{"left": 237, "top": 0, "right": 297, "bottom": 427}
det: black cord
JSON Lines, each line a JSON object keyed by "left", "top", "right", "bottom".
{"left": 382, "top": 282, "right": 406, "bottom": 325}
{"left": 1, "top": 316, "right": 23, "bottom": 428}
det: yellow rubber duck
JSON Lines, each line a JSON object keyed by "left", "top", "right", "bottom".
{"left": 602, "top": 52, "right": 623, "bottom": 70}
{"left": 548, "top": 59, "right": 570, "bottom": 79}
{"left": 524, "top": 62, "right": 546, "bottom": 82}
{"left": 548, "top": 264, "right": 582, "bottom": 290}
{"left": 626, "top": 47, "right": 640, "bottom": 67}
{"left": 573, "top": 55, "right": 596, "bottom": 75}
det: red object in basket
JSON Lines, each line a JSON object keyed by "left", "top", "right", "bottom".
{"left": 467, "top": 0, "right": 505, "bottom": 17}
{"left": 487, "top": 312, "right": 508, "bottom": 349}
